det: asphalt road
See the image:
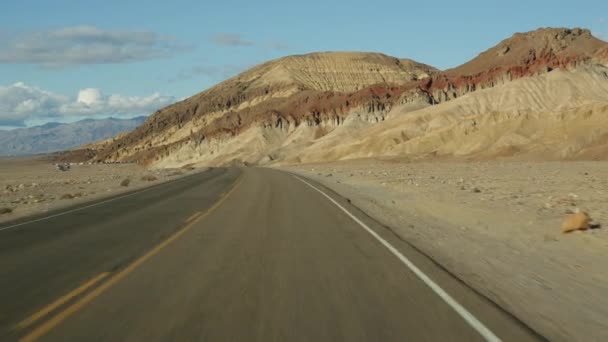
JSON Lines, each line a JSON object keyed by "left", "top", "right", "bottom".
{"left": 0, "top": 167, "right": 543, "bottom": 341}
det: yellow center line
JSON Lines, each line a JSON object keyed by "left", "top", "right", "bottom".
{"left": 20, "top": 173, "right": 244, "bottom": 342}
{"left": 16, "top": 272, "right": 110, "bottom": 331}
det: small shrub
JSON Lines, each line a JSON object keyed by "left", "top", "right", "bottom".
{"left": 60, "top": 193, "right": 75, "bottom": 200}
{"left": 0, "top": 207, "right": 13, "bottom": 215}
{"left": 141, "top": 175, "right": 158, "bottom": 182}
{"left": 120, "top": 178, "right": 131, "bottom": 187}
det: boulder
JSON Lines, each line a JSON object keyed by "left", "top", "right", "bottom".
{"left": 561, "top": 212, "right": 590, "bottom": 233}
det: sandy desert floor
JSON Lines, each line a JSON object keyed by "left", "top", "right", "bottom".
{"left": 285, "top": 159, "right": 608, "bottom": 341}
{"left": 0, "top": 156, "right": 199, "bottom": 224}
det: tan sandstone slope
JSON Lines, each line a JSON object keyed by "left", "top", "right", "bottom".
{"left": 85, "top": 27, "right": 608, "bottom": 167}
{"left": 286, "top": 64, "right": 608, "bottom": 163}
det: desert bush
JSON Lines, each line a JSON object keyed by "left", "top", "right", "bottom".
{"left": 120, "top": 178, "right": 131, "bottom": 187}
{"left": 60, "top": 193, "right": 75, "bottom": 200}
{"left": 141, "top": 175, "right": 158, "bottom": 182}
{"left": 0, "top": 207, "right": 13, "bottom": 215}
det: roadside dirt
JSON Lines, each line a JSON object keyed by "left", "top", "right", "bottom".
{"left": 0, "top": 156, "right": 201, "bottom": 224}
{"left": 285, "top": 158, "right": 608, "bottom": 341}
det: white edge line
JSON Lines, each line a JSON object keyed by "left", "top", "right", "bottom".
{"left": 0, "top": 174, "right": 193, "bottom": 233}
{"left": 293, "top": 175, "right": 501, "bottom": 342}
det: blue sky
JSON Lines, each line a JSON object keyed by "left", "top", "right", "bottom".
{"left": 0, "top": 0, "right": 606, "bottom": 128}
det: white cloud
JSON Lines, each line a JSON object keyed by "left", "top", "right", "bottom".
{"left": 77, "top": 88, "right": 103, "bottom": 105}
{"left": 0, "top": 26, "right": 186, "bottom": 67}
{"left": 0, "top": 82, "right": 174, "bottom": 127}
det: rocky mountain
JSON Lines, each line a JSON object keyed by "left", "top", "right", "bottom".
{"left": 94, "top": 52, "right": 438, "bottom": 164}
{"left": 86, "top": 27, "right": 608, "bottom": 166}
{"left": 0, "top": 116, "right": 146, "bottom": 156}
{"left": 422, "top": 28, "right": 607, "bottom": 102}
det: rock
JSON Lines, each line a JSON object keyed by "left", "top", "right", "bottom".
{"left": 561, "top": 212, "right": 590, "bottom": 233}
{"left": 565, "top": 207, "right": 580, "bottom": 214}
{"left": 18, "top": 184, "right": 25, "bottom": 189}
{"left": 472, "top": 187, "right": 482, "bottom": 193}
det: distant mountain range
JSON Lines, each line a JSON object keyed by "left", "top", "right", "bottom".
{"left": 0, "top": 116, "right": 147, "bottom": 156}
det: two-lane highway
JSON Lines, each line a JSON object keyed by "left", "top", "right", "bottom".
{"left": 0, "top": 167, "right": 542, "bottom": 341}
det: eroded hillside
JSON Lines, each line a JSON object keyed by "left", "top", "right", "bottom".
{"left": 87, "top": 27, "right": 608, "bottom": 167}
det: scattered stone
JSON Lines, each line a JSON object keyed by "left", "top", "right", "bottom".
{"left": 561, "top": 212, "right": 590, "bottom": 233}
{"left": 18, "top": 184, "right": 25, "bottom": 189}
{"left": 326, "top": 173, "right": 333, "bottom": 177}
{"left": 0, "top": 207, "right": 13, "bottom": 215}
{"left": 55, "top": 163, "right": 71, "bottom": 172}
{"left": 565, "top": 207, "right": 580, "bottom": 214}
{"left": 543, "top": 234, "right": 558, "bottom": 242}
{"left": 60, "top": 193, "right": 75, "bottom": 200}
{"left": 472, "top": 187, "right": 482, "bottom": 193}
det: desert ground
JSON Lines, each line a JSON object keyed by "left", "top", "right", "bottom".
{"left": 0, "top": 156, "right": 199, "bottom": 224}
{"left": 2, "top": 154, "right": 608, "bottom": 339}
{"left": 285, "top": 159, "right": 608, "bottom": 341}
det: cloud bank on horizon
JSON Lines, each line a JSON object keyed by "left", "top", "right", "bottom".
{"left": 0, "top": 82, "right": 174, "bottom": 127}
{"left": 0, "top": 26, "right": 181, "bottom": 129}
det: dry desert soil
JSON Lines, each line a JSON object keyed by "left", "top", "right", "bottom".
{"left": 2, "top": 155, "right": 608, "bottom": 340}
{"left": 0, "top": 156, "right": 200, "bottom": 224}
{"left": 285, "top": 158, "right": 608, "bottom": 341}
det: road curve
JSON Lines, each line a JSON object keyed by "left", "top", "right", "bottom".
{"left": 0, "top": 167, "right": 542, "bottom": 341}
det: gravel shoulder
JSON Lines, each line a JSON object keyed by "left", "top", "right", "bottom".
{"left": 283, "top": 159, "right": 608, "bottom": 341}
{"left": 0, "top": 156, "right": 202, "bottom": 225}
